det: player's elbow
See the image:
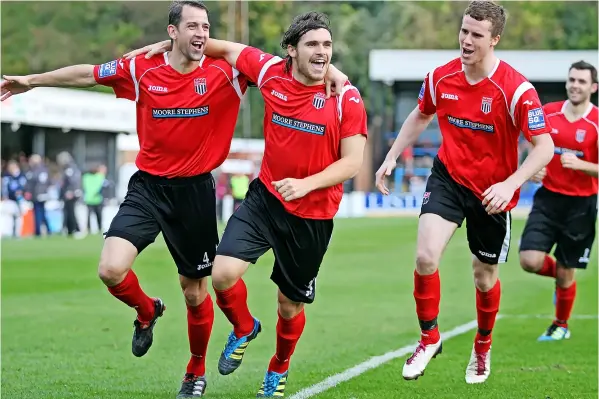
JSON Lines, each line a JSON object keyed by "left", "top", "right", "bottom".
{"left": 532, "top": 133, "right": 555, "bottom": 165}
{"left": 78, "top": 64, "right": 97, "bottom": 87}
{"left": 346, "top": 154, "right": 364, "bottom": 179}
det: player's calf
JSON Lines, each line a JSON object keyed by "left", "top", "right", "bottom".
{"left": 180, "top": 276, "right": 213, "bottom": 392}
{"left": 214, "top": 275, "right": 261, "bottom": 375}
{"left": 520, "top": 250, "right": 556, "bottom": 277}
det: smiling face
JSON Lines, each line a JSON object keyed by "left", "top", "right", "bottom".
{"left": 288, "top": 28, "right": 332, "bottom": 85}
{"left": 458, "top": 14, "right": 500, "bottom": 66}
{"left": 566, "top": 67, "right": 598, "bottom": 106}
{"left": 168, "top": 4, "right": 210, "bottom": 62}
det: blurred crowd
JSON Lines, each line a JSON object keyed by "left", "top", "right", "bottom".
{"left": 1, "top": 151, "right": 113, "bottom": 238}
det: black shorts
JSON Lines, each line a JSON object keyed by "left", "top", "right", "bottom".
{"left": 519, "top": 186, "right": 597, "bottom": 269}
{"left": 216, "top": 179, "right": 333, "bottom": 304}
{"left": 105, "top": 170, "right": 218, "bottom": 279}
{"left": 420, "top": 156, "right": 512, "bottom": 265}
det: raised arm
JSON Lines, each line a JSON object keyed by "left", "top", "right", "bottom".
{"left": 203, "top": 39, "right": 247, "bottom": 69}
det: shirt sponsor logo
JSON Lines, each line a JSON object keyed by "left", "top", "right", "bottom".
{"left": 148, "top": 85, "right": 168, "bottom": 93}
{"left": 528, "top": 107, "right": 546, "bottom": 130}
{"left": 98, "top": 60, "right": 117, "bottom": 78}
{"left": 152, "top": 107, "right": 209, "bottom": 118}
{"left": 441, "top": 93, "right": 458, "bottom": 100}
{"left": 271, "top": 112, "right": 326, "bottom": 136}
{"left": 271, "top": 89, "right": 287, "bottom": 101}
{"left": 447, "top": 115, "right": 494, "bottom": 133}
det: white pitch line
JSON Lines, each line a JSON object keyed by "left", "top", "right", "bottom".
{"left": 289, "top": 313, "right": 597, "bottom": 399}
{"left": 500, "top": 314, "right": 598, "bottom": 320}
{"left": 289, "top": 318, "right": 482, "bottom": 399}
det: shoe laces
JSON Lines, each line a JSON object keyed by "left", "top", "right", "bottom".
{"left": 263, "top": 372, "right": 281, "bottom": 394}
{"left": 407, "top": 341, "right": 426, "bottom": 365}
{"left": 474, "top": 352, "right": 488, "bottom": 375}
{"left": 224, "top": 331, "right": 241, "bottom": 357}
{"left": 180, "top": 374, "right": 205, "bottom": 395}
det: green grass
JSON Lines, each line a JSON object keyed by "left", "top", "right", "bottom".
{"left": 2, "top": 217, "right": 597, "bottom": 398}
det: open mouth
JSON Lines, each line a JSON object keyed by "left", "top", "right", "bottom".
{"left": 311, "top": 60, "right": 326, "bottom": 71}
{"left": 462, "top": 48, "right": 474, "bottom": 56}
{"left": 191, "top": 41, "right": 204, "bottom": 51}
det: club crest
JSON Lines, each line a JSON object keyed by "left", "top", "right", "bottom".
{"left": 481, "top": 97, "right": 492, "bottom": 114}
{"left": 194, "top": 78, "right": 207, "bottom": 95}
{"left": 312, "top": 93, "right": 326, "bottom": 110}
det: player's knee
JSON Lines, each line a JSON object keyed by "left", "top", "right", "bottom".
{"left": 212, "top": 255, "right": 245, "bottom": 290}
{"left": 472, "top": 261, "right": 498, "bottom": 292}
{"left": 98, "top": 258, "right": 130, "bottom": 286}
{"left": 278, "top": 292, "right": 304, "bottom": 319}
{"left": 519, "top": 252, "right": 543, "bottom": 273}
{"left": 180, "top": 277, "right": 208, "bottom": 306}
{"left": 415, "top": 249, "right": 439, "bottom": 275}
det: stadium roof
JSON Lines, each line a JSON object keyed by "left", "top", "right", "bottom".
{"left": 369, "top": 49, "right": 599, "bottom": 82}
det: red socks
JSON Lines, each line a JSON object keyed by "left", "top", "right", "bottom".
{"left": 414, "top": 270, "right": 441, "bottom": 345}
{"left": 186, "top": 294, "right": 214, "bottom": 377}
{"left": 214, "top": 279, "right": 255, "bottom": 338}
{"left": 555, "top": 281, "right": 577, "bottom": 327}
{"left": 268, "top": 310, "right": 306, "bottom": 374}
{"left": 107, "top": 270, "right": 155, "bottom": 323}
{"left": 475, "top": 279, "right": 501, "bottom": 354}
{"left": 537, "top": 256, "right": 557, "bottom": 278}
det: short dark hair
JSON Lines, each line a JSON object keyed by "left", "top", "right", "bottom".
{"left": 570, "top": 60, "right": 598, "bottom": 84}
{"left": 464, "top": 1, "right": 507, "bottom": 37}
{"left": 280, "top": 12, "right": 332, "bottom": 73}
{"left": 169, "top": 0, "right": 208, "bottom": 27}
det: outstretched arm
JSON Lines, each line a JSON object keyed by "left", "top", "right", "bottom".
{"left": 123, "top": 39, "right": 348, "bottom": 96}
{"left": 1, "top": 65, "right": 95, "bottom": 100}
{"left": 203, "top": 39, "right": 247, "bottom": 69}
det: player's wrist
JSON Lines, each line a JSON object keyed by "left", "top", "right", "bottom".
{"left": 27, "top": 74, "right": 40, "bottom": 88}
{"left": 504, "top": 176, "right": 523, "bottom": 191}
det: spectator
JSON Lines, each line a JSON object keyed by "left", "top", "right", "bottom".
{"left": 25, "top": 154, "right": 52, "bottom": 237}
{"left": 83, "top": 164, "right": 110, "bottom": 234}
{"left": 57, "top": 151, "right": 82, "bottom": 237}
{"left": 2, "top": 160, "right": 27, "bottom": 238}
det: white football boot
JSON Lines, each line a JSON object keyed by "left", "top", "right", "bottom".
{"left": 465, "top": 345, "right": 491, "bottom": 384}
{"left": 402, "top": 339, "right": 443, "bottom": 380}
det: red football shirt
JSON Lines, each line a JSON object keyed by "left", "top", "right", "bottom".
{"left": 542, "top": 100, "right": 598, "bottom": 196}
{"left": 94, "top": 53, "right": 248, "bottom": 178}
{"left": 235, "top": 46, "right": 368, "bottom": 219}
{"left": 418, "top": 58, "right": 552, "bottom": 210}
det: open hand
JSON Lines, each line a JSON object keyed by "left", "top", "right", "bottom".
{"left": 123, "top": 40, "right": 171, "bottom": 60}
{"left": 1, "top": 75, "right": 32, "bottom": 101}
{"left": 375, "top": 159, "right": 397, "bottom": 195}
